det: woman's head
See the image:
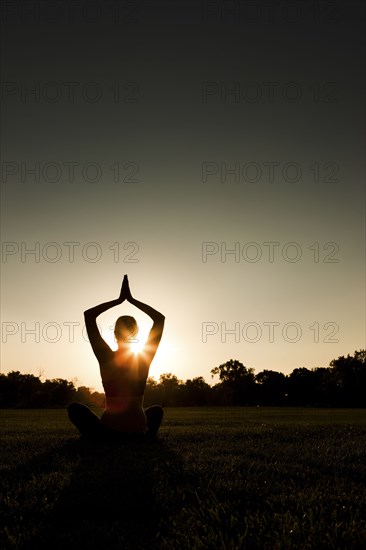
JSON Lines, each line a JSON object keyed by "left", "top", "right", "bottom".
{"left": 114, "top": 315, "right": 138, "bottom": 343}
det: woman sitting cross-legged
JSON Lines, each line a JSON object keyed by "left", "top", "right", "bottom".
{"left": 67, "top": 275, "right": 165, "bottom": 441}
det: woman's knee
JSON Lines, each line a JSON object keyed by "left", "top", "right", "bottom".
{"left": 67, "top": 402, "right": 81, "bottom": 419}
{"left": 145, "top": 405, "right": 164, "bottom": 429}
{"left": 145, "top": 405, "right": 164, "bottom": 417}
{"left": 67, "top": 402, "right": 94, "bottom": 423}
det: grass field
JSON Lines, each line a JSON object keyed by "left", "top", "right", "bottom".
{"left": 1, "top": 407, "right": 365, "bottom": 549}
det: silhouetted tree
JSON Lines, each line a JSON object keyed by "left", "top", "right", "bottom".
{"left": 255, "top": 370, "right": 287, "bottom": 405}
{"left": 42, "top": 378, "right": 76, "bottom": 407}
{"left": 181, "top": 377, "right": 212, "bottom": 406}
{"left": 144, "top": 377, "right": 162, "bottom": 407}
{"left": 0, "top": 371, "right": 43, "bottom": 408}
{"left": 1, "top": 350, "right": 364, "bottom": 408}
{"left": 329, "top": 350, "right": 366, "bottom": 406}
{"left": 0, "top": 371, "right": 21, "bottom": 407}
{"left": 158, "top": 373, "right": 183, "bottom": 406}
{"left": 286, "top": 368, "right": 316, "bottom": 406}
{"left": 211, "top": 359, "right": 256, "bottom": 405}
{"left": 74, "top": 386, "right": 105, "bottom": 409}
{"left": 310, "top": 367, "right": 334, "bottom": 406}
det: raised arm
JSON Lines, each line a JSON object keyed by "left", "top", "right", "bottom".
{"left": 124, "top": 275, "right": 165, "bottom": 362}
{"left": 84, "top": 278, "right": 128, "bottom": 362}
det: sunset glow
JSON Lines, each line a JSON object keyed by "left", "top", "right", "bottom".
{"left": 1, "top": 2, "right": 364, "bottom": 393}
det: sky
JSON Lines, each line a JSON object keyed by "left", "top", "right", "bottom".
{"left": 1, "top": 0, "right": 365, "bottom": 392}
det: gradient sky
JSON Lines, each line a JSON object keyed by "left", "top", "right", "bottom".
{"left": 1, "top": 0, "right": 365, "bottom": 392}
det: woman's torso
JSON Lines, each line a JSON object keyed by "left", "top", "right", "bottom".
{"left": 99, "top": 348, "right": 149, "bottom": 433}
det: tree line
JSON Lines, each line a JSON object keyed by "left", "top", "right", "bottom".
{"left": 0, "top": 350, "right": 365, "bottom": 409}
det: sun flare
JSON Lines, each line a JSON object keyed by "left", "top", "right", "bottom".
{"left": 130, "top": 337, "right": 146, "bottom": 355}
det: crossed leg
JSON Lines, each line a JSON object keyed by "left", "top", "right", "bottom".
{"left": 67, "top": 402, "right": 104, "bottom": 438}
{"left": 67, "top": 402, "right": 164, "bottom": 440}
{"left": 145, "top": 405, "right": 164, "bottom": 438}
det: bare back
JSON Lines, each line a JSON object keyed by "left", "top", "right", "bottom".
{"left": 97, "top": 348, "right": 149, "bottom": 432}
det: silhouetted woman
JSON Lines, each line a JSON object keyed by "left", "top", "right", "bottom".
{"left": 67, "top": 275, "right": 165, "bottom": 440}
